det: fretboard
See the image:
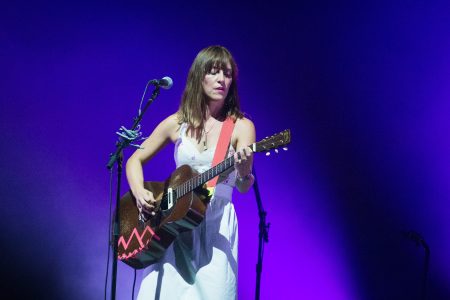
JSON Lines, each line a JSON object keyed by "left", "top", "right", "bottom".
{"left": 175, "top": 155, "right": 236, "bottom": 198}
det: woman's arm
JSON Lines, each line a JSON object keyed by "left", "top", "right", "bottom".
{"left": 126, "top": 113, "right": 179, "bottom": 214}
{"left": 233, "top": 117, "right": 256, "bottom": 193}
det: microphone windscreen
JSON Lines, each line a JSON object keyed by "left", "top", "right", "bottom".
{"left": 161, "top": 76, "right": 173, "bottom": 89}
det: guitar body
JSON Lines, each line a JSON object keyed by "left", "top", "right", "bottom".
{"left": 117, "top": 165, "right": 209, "bottom": 269}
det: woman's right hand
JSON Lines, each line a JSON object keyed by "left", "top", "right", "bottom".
{"left": 133, "top": 187, "right": 158, "bottom": 216}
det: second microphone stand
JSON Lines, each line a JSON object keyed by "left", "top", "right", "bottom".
{"left": 252, "top": 167, "right": 270, "bottom": 300}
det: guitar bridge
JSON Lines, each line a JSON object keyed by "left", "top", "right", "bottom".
{"left": 138, "top": 212, "right": 149, "bottom": 229}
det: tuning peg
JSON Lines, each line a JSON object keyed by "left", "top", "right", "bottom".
{"left": 275, "top": 149, "right": 279, "bottom": 154}
{"left": 265, "top": 151, "right": 271, "bottom": 156}
{"left": 283, "top": 147, "right": 288, "bottom": 151}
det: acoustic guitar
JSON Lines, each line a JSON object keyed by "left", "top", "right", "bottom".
{"left": 116, "top": 129, "right": 291, "bottom": 269}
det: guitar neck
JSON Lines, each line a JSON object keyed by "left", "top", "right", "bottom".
{"left": 171, "top": 128, "right": 291, "bottom": 198}
{"left": 175, "top": 155, "right": 236, "bottom": 198}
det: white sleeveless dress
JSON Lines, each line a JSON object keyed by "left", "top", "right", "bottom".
{"left": 137, "top": 123, "right": 238, "bottom": 300}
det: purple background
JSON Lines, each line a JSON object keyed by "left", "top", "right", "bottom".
{"left": 1, "top": 1, "right": 449, "bottom": 299}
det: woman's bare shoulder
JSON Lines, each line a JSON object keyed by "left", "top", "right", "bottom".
{"left": 235, "top": 116, "right": 255, "bottom": 131}
{"left": 232, "top": 116, "right": 256, "bottom": 148}
{"left": 156, "top": 113, "right": 181, "bottom": 142}
{"left": 162, "top": 113, "right": 180, "bottom": 126}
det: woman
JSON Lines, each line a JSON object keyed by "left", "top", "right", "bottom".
{"left": 126, "top": 45, "right": 255, "bottom": 299}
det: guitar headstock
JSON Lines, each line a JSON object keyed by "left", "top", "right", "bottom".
{"left": 252, "top": 129, "right": 291, "bottom": 153}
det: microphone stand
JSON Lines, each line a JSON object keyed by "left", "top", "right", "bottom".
{"left": 403, "top": 231, "right": 430, "bottom": 300}
{"left": 106, "top": 86, "right": 161, "bottom": 300}
{"left": 252, "top": 167, "right": 270, "bottom": 300}
{"left": 421, "top": 239, "right": 430, "bottom": 300}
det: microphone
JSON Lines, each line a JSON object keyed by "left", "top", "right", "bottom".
{"left": 149, "top": 76, "right": 173, "bottom": 89}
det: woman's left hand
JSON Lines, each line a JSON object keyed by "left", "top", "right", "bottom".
{"left": 234, "top": 146, "right": 253, "bottom": 178}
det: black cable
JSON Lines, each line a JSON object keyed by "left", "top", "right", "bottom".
{"left": 104, "top": 168, "right": 114, "bottom": 300}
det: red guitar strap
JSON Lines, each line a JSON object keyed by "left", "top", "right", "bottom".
{"left": 206, "top": 117, "right": 235, "bottom": 188}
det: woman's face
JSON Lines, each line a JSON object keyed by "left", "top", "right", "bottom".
{"left": 202, "top": 63, "right": 233, "bottom": 103}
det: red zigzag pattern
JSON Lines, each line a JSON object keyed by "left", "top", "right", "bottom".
{"left": 117, "top": 226, "right": 160, "bottom": 260}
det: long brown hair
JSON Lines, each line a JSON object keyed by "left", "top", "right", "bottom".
{"left": 177, "top": 45, "right": 244, "bottom": 139}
